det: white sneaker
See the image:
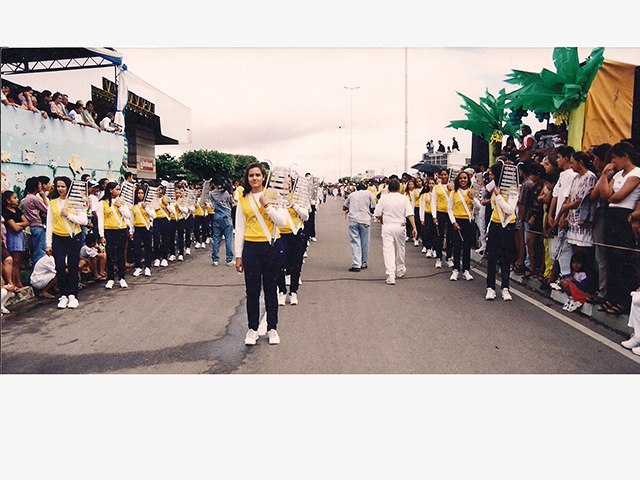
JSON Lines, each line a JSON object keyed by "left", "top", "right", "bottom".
{"left": 144, "top": 267, "right": 151, "bottom": 277}
{"left": 268, "top": 329, "right": 280, "bottom": 345}
{"left": 133, "top": 268, "right": 143, "bottom": 277}
{"left": 421, "top": 247, "right": 427, "bottom": 253}
{"left": 278, "top": 292, "right": 287, "bottom": 306}
{"left": 105, "top": 280, "right": 114, "bottom": 289}
{"left": 195, "top": 242, "right": 201, "bottom": 249}
{"left": 562, "top": 299, "right": 571, "bottom": 311}
{"left": 310, "top": 237, "right": 317, "bottom": 242}
{"left": 298, "top": 278, "right": 302, "bottom": 285}
{"left": 205, "top": 238, "right": 211, "bottom": 244}
{"left": 446, "top": 258, "right": 454, "bottom": 268}
{"left": 485, "top": 288, "right": 497, "bottom": 301}
{"left": 566, "top": 300, "right": 583, "bottom": 312}
{"left": 502, "top": 288, "right": 513, "bottom": 301}
{"left": 160, "top": 259, "right": 168, "bottom": 267}
{"left": 397, "top": 268, "right": 406, "bottom": 278}
{"left": 153, "top": 259, "right": 160, "bottom": 267}
{"left": 550, "top": 281, "right": 562, "bottom": 291}
{"left": 285, "top": 275, "right": 291, "bottom": 286}
{"left": 245, "top": 329, "right": 259, "bottom": 345}
{"left": 212, "top": 261, "right": 219, "bottom": 266}
{"left": 257, "top": 317, "right": 268, "bottom": 336}
{"left": 429, "top": 249, "right": 436, "bottom": 258}
{"left": 414, "top": 239, "right": 419, "bottom": 247}
{"left": 1, "top": 305, "right": 9, "bottom": 314}
{"left": 226, "top": 260, "right": 235, "bottom": 267}
{"left": 289, "top": 293, "right": 298, "bottom": 305}
{"left": 385, "top": 276, "right": 396, "bottom": 285}
{"left": 632, "top": 346, "right": 640, "bottom": 356}
{"left": 185, "top": 248, "right": 191, "bottom": 255}
{"left": 119, "top": 278, "right": 129, "bottom": 288}
{"left": 303, "top": 251, "right": 308, "bottom": 258}
{"left": 621, "top": 336, "right": 640, "bottom": 349}
{"left": 449, "top": 269, "right": 459, "bottom": 281}
{"left": 57, "top": 295, "right": 69, "bottom": 308}
{"left": 67, "top": 295, "right": 79, "bottom": 309}
{"left": 169, "top": 255, "right": 176, "bottom": 262}
{"left": 435, "top": 259, "right": 442, "bottom": 269}
{"left": 462, "top": 270, "right": 474, "bottom": 281}
{"left": 177, "top": 254, "right": 184, "bottom": 261}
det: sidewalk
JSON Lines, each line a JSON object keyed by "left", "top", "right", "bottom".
{"left": 470, "top": 250, "right": 632, "bottom": 336}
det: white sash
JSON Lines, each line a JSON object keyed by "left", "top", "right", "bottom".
{"left": 457, "top": 190, "right": 473, "bottom": 221}
{"left": 494, "top": 194, "right": 516, "bottom": 228}
{"left": 286, "top": 208, "right": 302, "bottom": 235}
{"left": 248, "top": 193, "right": 274, "bottom": 245}
{"left": 135, "top": 204, "right": 151, "bottom": 230}
{"left": 59, "top": 199, "right": 78, "bottom": 237}
{"left": 111, "top": 202, "right": 125, "bottom": 229}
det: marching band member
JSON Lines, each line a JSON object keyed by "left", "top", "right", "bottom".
{"left": 152, "top": 185, "right": 173, "bottom": 267}
{"left": 419, "top": 177, "right": 436, "bottom": 258}
{"left": 193, "top": 192, "right": 207, "bottom": 249}
{"left": 430, "top": 168, "right": 454, "bottom": 269}
{"left": 447, "top": 171, "right": 476, "bottom": 281}
{"left": 166, "top": 187, "right": 178, "bottom": 262}
{"left": 174, "top": 187, "right": 189, "bottom": 261}
{"left": 97, "top": 182, "right": 132, "bottom": 289}
{"left": 131, "top": 185, "right": 155, "bottom": 277}
{"left": 205, "top": 189, "right": 215, "bottom": 245}
{"left": 276, "top": 189, "right": 310, "bottom": 306}
{"left": 404, "top": 179, "right": 421, "bottom": 246}
{"left": 485, "top": 163, "right": 517, "bottom": 301}
{"left": 235, "top": 163, "right": 289, "bottom": 346}
{"left": 45, "top": 176, "right": 88, "bottom": 309}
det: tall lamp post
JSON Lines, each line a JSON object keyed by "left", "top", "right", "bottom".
{"left": 344, "top": 86, "right": 359, "bottom": 179}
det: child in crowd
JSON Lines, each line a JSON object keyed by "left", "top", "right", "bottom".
{"left": 559, "top": 253, "right": 597, "bottom": 312}
{"left": 80, "top": 233, "right": 106, "bottom": 281}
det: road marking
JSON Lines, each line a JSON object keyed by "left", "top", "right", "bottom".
{"left": 471, "top": 267, "right": 640, "bottom": 365}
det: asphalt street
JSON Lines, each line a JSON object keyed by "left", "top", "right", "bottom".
{"left": 2, "top": 196, "right": 640, "bottom": 374}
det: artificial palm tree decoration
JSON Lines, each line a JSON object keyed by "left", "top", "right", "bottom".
{"left": 447, "top": 88, "right": 521, "bottom": 166}
{"left": 505, "top": 47, "right": 605, "bottom": 149}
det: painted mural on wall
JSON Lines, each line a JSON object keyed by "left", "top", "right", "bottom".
{"left": 1, "top": 105, "right": 126, "bottom": 194}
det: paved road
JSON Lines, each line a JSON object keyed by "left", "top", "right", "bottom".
{"left": 2, "top": 196, "right": 640, "bottom": 374}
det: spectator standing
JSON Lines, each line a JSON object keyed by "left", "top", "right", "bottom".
{"left": 343, "top": 182, "right": 376, "bottom": 272}
{"left": 209, "top": 177, "right": 235, "bottom": 266}
{"left": 2, "top": 190, "right": 29, "bottom": 289}
{"left": 81, "top": 100, "right": 101, "bottom": 130}
{"left": 452, "top": 137, "right": 460, "bottom": 151}
{"left": 437, "top": 140, "right": 446, "bottom": 153}
{"left": 20, "top": 177, "right": 49, "bottom": 266}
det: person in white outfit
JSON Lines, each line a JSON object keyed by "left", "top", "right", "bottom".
{"left": 373, "top": 178, "right": 417, "bottom": 285}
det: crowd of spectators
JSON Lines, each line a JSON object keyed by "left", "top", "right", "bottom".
{"left": 1, "top": 80, "right": 122, "bottom": 133}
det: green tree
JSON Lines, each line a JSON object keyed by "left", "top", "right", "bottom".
{"left": 156, "top": 153, "right": 186, "bottom": 180}
{"left": 232, "top": 154, "right": 259, "bottom": 180}
{"left": 180, "top": 150, "right": 237, "bottom": 180}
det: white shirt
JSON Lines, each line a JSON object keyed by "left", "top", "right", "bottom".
{"left": 373, "top": 191, "right": 414, "bottom": 224}
{"left": 552, "top": 168, "right": 578, "bottom": 220}
{"left": 343, "top": 189, "right": 376, "bottom": 225}
{"left": 610, "top": 167, "right": 640, "bottom": 209}
{"left": 29, "top": 255, "right": 56, "bottom": 290}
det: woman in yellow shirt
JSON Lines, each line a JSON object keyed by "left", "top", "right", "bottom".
{"left": 193, "top": 192, "right": 206, "bottom": 249}
{"left": 45, "top": 176, "right": 88, "bottom": 309}
{"left": 447, "top": 171, "right": 476, "bottom": 281}
{"left": 430, "top": 168, "right": 454, "bottom": 268}
{"left": 130, "top": 185, "right": 156, "bottom": 277}
{"left": 152, "top": 185, "right": 175, "bottom": 267}
{"left": 485, "top": 162, "right": 517, "bottom": 301}
{"left": 234, "top": 163, "right": 288, "bottom": 346}
{"left": 418, "top": 177, "right": 436, "bottom": 258}
{"left": 97, "top": 182, "right": 131, "bottom": 289}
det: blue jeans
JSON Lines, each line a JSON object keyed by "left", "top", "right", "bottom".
{"left": 212, "top": 214, "right": 234, "bottom": 263}
{"left": 348, "top": 221, "right": 370, "bottom": 268}
{"left": 30, "top": 225, "right": 47, "bottom": 266}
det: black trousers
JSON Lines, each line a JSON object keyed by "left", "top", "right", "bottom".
{"left": 193, "top": 216, "right": 206, "bottom": 243}
{"left": 277, "top": 231, "right": 307, "bottom": 294}
{"left": 168, "top": 220, "right": 177, "bottom": 256}
{"left": 153, "top": 217, "right": 170, "bottom": 260}
{"left": 176, "top": 219, "right": 185, "bottom": 255}
{"left": 184, "top": 216, "right": 194, "bottom": 248}
{"left": 422, "top": 213, "right": 435, "bottom": 249}
{"left": 304, "top": 205, "right": 316, "bottom": 238}
{"left": 433, "top": 211, "right": 453, "bottom": 260}
{"left": 604, "top": 208, "right": 639, "bottom": 308}
{"left": 104, "top": 228, "right": 127, "bottom": 280}
{"left": 452, "top": 218, "right": 475, "bottom": 272}
{"left": 243, "top": 239, "right": 284, "bottom": 331}
{"left": 486, "top": 222, "right": 515, "bottom": 290}
{"left": 52, "top": 233, "right": 81, "bottom": 297}
{"left": 134, "top": 226, "right": 153, "bottom": 269}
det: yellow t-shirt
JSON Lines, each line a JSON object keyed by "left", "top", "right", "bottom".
{"left": 239, "top": 192, "right": 280, "bottom": 243}
{"left": 50, "top": 198, "right": 81, "bottom": 237}
{"left": 100, "top": 199, "right": 126, "bottom": 230}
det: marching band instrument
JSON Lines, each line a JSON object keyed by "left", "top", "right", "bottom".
{"left": 447, "top": 167, "right": 460, "bottom": 187}
{"left": 264, "top": 164, "right": 293, "bottom": 208}
{"left": 310, "top": 176, "right": 320, "bottom": 203}
{"left": 144, "top": 185, "right": 160, "bottom": 210}
{"left": 497, "top": 160, "right": 521, "bottom": 199}
{"left": 291, "top": 175, "right": 312, "bottom": 210}
{"left": 119, "top": 181, "right": 135, "bottom": 206}
{"left": 165, "top": 182, "right": 176, "bottom": 202}
{"left": 65, "top": 180, "right": 88, "bottom": 211}
{"left": 200, "top": 179, "right": 212, "bottom": 204}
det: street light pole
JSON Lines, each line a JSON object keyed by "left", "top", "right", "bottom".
{"left": 337, "top": 125, "right": 344, "bottom": 180}
{"left": 344, "top": 86, "right": 359, "bottom": 179}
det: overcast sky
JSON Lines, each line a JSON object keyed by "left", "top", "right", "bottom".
{"left": 5, "top": 3, "right": 639, "bottom": 184}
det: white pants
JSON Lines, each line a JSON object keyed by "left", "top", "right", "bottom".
{"left": 381, "top": 223, "right": 406, "bottom": 279}
{"left": 629, "top": 291, "right": 640, "bottom": 335}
